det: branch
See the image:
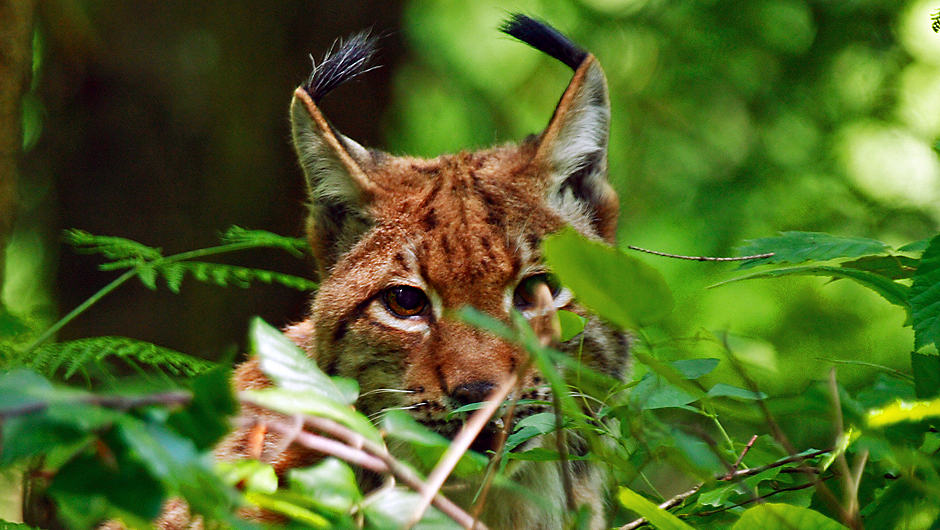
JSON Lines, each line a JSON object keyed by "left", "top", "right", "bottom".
{"left": 627, "top": 246, "right": 774, "bottom": 262}
{"left": 238, "top": 397, "right": 487, "bottom": 530}
{"left": 404, "top": 374, "right": 518, "bottom": 529}
{"left": 0, "top": 390, "right": 192, "bottom": 418}
{"left": 617, "top": 448, "right": 832, "bottom": 530}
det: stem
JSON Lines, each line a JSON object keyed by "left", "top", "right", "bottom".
{"left": 22, "top": 268, "right": 138, "bottom": 353}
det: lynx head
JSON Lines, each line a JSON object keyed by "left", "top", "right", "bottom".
{"left": 288, "top": 15, "right": 626, "bottom": 449}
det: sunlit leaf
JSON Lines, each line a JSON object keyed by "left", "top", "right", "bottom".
{"left": 250, "top": 317, "right": 358, "bottom": 405}
{"left": 867, "top": 398, "right": 940, "bottom": 428}
{"left": 732, "top": 503, "right": 847, "bottom": 529}
{"left": 618, "top": 487, "right": 695, "bottom": 530}
{"left": 735, "top": 232, "right": 891, "bottom": 269}
{"left": 911, "top": 234, "right": 940, "bottom": 350}
{"left": 558, "top": 310, "right": 586, "bottom": 342}
{"left": 216, "top": 460, "right": 278, "bottom": 494}
{"left": 543, "top": 227, "right": 674, "bottom": 328}
{"left": 361, "top": 487, "right": 460, "bottom": 530}
{"left": 289, "top": 458, "right": 362, "bottom": 514}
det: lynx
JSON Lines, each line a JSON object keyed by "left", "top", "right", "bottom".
{"left": 166, "top": 14, "right": 630, "bottom": 530}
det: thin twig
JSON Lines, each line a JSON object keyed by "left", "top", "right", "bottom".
{"left": 0, "top": 390, "right": 192, "bottom": 417}
{"left": 725, "top": 434, "right": 759, "bottom": 480}
{"left": 720, "top": 334, "right": 848, "bottom": 521}
{"left": 248, "top": 415, "right": 486, "bottom": 530}
{"left": 693, "top": 477, "right": 832, "bottom": 517}
{"left": 626, "top": 246, "right": 774, "bottom": 262}
{"left": 470, "top": 359, "right": 534, "bottom": 526}
{"left": 405, "top": 374, "right": 518, "bottom": 529}
{"left": 617, "top": 448, "right": 831, "bottom": 530}
{"left": 828, "top": 368, "right": 862, "bottom": 530}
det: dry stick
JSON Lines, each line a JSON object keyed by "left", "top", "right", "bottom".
{"left": 617, "top": 448, "right": 831, "bottom": 530}
{"left": 469, "top": 360, "right": 535, "bottom": 526}
{"left": 725, "top": 434, "right": 759, "bottom": 480}
{"left": 405, "top": 373, "right": 519, "bottom": 529}
{"left": 627, "top": 246, "right": 774, "bottom": 262}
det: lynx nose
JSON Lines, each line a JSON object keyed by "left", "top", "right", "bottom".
{"left": 450, "top": 381, "right": 496, "bottom": 406}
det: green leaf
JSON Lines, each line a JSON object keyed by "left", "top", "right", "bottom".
{"left": 735, "top": 232, "right": 891, "bottom": 269}
{"left": 216, "top": 460, "right": 278, "bottom": 494}
{"left": 116, "top": 415, "right": 238, "bottom": 521}
{"left": 221, "top": 226, "right": 308, "bottom": 256}
{"left": 49, "top": 444, "right": 165, "bottom": 527}
{"left": 713, "top": 265, "right": 910, "bottom": 309}
{"left": 63, "top": 229, "right": 163, "bottom": 262}
{"left": 732, "top": 503, "right": 847, "bottom": 530}
{"left": 841, "top": 255, "right": 920, "bottom": 279}
{"left": 543, "top": 227, "right": 673, "bottom": 328}
{"left": 706, "top": 383, "right": 767, "bottom": 400}
{"left": 505, "top": 412, "right": 558, "bottom": 452}
{"left": 244, "top": 387, "right": 383, "bottom": 446}
{"left": 362, "top": 487, "right": 460, "bottom": 530}
{"left": 630, "top": 372, "right": 699, "bottom": 410}
{"left": 617, "top": 487, "right": 695, "bottom": 530}
{"left": 672, "top": 358, "right": 720, "bottom": 379}
{"left": 289, "top": 458, "right": 362, "bottom": 514}
{"left": 167, "top": 367, "right": 237, "bottom": 450}
{"left": 250, "top": 317, "right": 358, "bottom": 405}
{"left": 557, "top": 310, "right": 586, "bottom": 342}
{"left": 900, "top": 238, "right": 931, "bottom": 253}
{"left": 911, "top": 352, "right": 940, "bottom": 399}
{"left": 29, "top": 337, "right": 215, "bottom": 381}
{"left": 382, "top": 410, "right": 487, "bottom": 475}
{"left": 911, "top": 234, "right": 940, "bottom": 350}
{"left": 166, "top": 261, "right": 317, "bottom": 291}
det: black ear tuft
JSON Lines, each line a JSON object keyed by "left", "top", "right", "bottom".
{"left": 500, "top": 14, "right": 587, "bottom": 71}
{"left": 304, "top": 30, "right": 381, "bottom": 103}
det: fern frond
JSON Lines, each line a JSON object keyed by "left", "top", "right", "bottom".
{"left": 933, "top": 8, "right": 940, "bottom": 32}
{"left": 30, "top": 337, "right": 216, "bottom": 381}
{"left": 221, "top": 226, "right": 308, "bottom": 257}
{"left": 64, "top": 229, "right": 163, "bottom": 262}
{"left": 162, "top": 261, "right": 318, "bottom": 292}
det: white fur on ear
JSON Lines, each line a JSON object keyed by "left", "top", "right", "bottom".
{"left": 290, "top": 90, "right": 374, "bottom": 206}
{"left": 538, "top": 58, "right": 618, "bottom": 240}
{"left": 290, "top": 88, "right": 378, "bottom": 275}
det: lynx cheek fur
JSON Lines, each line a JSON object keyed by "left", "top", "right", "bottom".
{"left": 217, "top": 15, "right": 630, "bottom": 529}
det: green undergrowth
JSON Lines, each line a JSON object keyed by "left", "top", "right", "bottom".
{"left": 0, "top": 227, "right": 938, "bottom": 528}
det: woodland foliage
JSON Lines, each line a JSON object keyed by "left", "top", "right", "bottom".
{"left": 1, "top": 227, "right": 939, "bottom": 528}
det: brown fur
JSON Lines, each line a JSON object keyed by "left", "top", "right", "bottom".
{"left": 146, "top": 19, "right": 629, "bottom": 530}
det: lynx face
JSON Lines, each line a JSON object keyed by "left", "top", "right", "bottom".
{"left": 227, "top": 15, "right": 629, "bottom": 529}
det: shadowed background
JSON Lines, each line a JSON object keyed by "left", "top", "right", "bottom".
{"left": 4, "top": 0, "right": 940, "bottom": 415}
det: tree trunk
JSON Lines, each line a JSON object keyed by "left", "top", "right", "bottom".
{"left": 0, "top": 0, "right": 36, "bottom": 292}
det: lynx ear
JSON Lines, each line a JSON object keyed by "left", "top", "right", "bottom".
{"left": 291, "top": 31, "right": 381, "bottom": 276}
{"left": 502, "top": 15, "right": 619, "bottom": 242}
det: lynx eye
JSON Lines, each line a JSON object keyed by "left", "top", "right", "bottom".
{"left": 513, "top": 273, "right": 561, "bottom": 309}
{"left": 383, "top": 285, "right": 430, "bottom": 318}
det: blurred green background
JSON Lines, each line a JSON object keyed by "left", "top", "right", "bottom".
{"left": 4, "top": 1, "right": 939, "bottom": 404}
